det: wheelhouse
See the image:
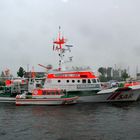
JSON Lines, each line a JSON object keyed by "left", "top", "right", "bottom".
{"left": 32, "top": 88, "right": 64, "bottom": 96}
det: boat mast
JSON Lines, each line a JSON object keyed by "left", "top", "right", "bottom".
{"left": 53, "top": 27, "right": 73, "bottom": 71}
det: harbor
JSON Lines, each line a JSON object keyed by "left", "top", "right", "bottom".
{"left": 1, "top": 28, "right": 140, "bottom": 105}
{"left": 1, "top": 0, "right": 140, "bottom": 139}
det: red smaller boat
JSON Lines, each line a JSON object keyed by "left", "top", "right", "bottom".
{"left": 16, "top": 88, "right": 79, "bottom": 106}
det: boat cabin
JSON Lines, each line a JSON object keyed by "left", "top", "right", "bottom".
{"left": 45, "top": 71, "right": 100, "bottom": 84}
{"left": 44, "top": 70, "right": 101, "bottom": 92}
{"left": 32, "top": 88, "right": 65, "bottom": 96}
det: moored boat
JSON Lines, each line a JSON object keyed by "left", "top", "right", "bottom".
{"left": 15, "top": 88, "right": 79, "bottom": 105}
{"left": 0, "top": 78, "right": 28, "bottom": 102}
{"left": 91, "top": 85, "right": 140, "bottom": 102}
{"left": 39, "top": 28, "right": 140, "bottom": 103}
{"left": 40, "top": 28, "right": 102, "bottom": 103}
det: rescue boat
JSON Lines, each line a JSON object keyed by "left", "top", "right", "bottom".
{"left": 16, "top": 88, "right": 79, "bottom": 105}
{"left": 39, "top": 28, "right": 140, "bottom": 103}
{"left": 39, "top": 27, "right": 102, "bottom": 103}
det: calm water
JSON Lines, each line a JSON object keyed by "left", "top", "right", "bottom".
{"left": 0, "top": 102, "right": 140, "bottom": 140}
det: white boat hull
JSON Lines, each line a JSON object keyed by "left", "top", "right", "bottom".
{"left": 16, "top": 96, "right": 78, "bottom": 105}
{"left": 0, "top": 97, "right": 15, "bottom": 103}
{"left": 78, "top": 87, "right": 140, "bottom": 103}
{"left": 1, "top": 87, "right": 140, "bottom": 103}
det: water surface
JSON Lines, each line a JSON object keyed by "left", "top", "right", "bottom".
{"left": 0, "top": 102, "right": 140, "bottom": 140}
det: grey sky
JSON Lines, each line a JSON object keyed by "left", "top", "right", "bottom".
{"left": 0, "top": 0, "right": 140, "bottom": 76}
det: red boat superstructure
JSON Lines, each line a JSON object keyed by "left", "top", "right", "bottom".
{"left": 47, "top": 71, "right": 96, "bottom": 79}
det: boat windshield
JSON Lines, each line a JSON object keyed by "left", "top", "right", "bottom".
{"left": 92, "top": 79, "right": 96, "bottom": 83}
{"left": 27, "top": 92, "right": 32, "bottom": 95}
{"left": 42, "top": 90, "right": 62, "bottom": 95}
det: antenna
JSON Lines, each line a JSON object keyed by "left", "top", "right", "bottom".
{"left": 52, "top": 27, "right": 73, "bottom": 71}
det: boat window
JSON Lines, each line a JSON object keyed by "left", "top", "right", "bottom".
{"left": 36, "top": 83, "right": 42, "bottom": 88}
{"left": 30, "top": 82, "right": 34, "bottom": 84}
{"left": 72, "top": 80, "right": 75, "bottom": 83}
{"left": 67, "top": 80, "right": 69, "bottom": 83}
{"left": 56, "top": 91, "right": 59, "bottom": 95}
{"left": 58, "top": 80, "right": 61, "bottom": 83}
{"left": 42, "top": 91, "right": 46, "bottom": 95}
{"left": 88, "top": 79, "right": 91, "bottom": 83}
{"left": 82, "top": 79, "right": 86, "bottom": 83}
{"left": 60, "top": 90, "right": 63, "bottom": 94}
{"left": 0, "top": 86, "right": 4, "bottom": 90}
{"left": 43, "top": 91, "right": 46, "bottom": 95}
{"left": 77, "top": 80, "right": 80, "bottom": 83}
{"left": 63, "top": 89, "right": 66, "bottom": 94}
{"left": 96, "top": 79, "right": 100, "bottom": 83}
{"left": 92, "top": 79, "right": 96, "bottom": 83}
{"left": 28, "top": 92, "right": 32, "bottom": 95}
{"left": 57, "top": 91, "right": 61, "bottom": 95}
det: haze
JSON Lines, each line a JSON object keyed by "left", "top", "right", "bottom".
{"left": 0, "top": 0, "right": 140, "bottom": 76}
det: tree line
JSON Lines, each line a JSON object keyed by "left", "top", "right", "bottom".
{"left": 0, "top": 66, "right": 130, "bottom": 86}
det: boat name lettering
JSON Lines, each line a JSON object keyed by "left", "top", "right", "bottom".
{"left": 55, "top": 74, "right": 79, "bottom": 77}
{"left": 118, "top": 93, "right": 133, "bottom": 100}
{"left": 77, "top": 84, "right": 99, "bottom": 89}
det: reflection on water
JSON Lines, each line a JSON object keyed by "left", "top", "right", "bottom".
{"left": 0, "top": 102, "right": 140, "bottom": 140}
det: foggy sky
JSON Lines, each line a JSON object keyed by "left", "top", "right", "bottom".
{"left": 0, "top": 0, "right": 140, "bottom": 76}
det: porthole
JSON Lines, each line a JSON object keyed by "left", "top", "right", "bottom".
{"left": 77, "top": 80, "right": 80, "bottom": 83}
